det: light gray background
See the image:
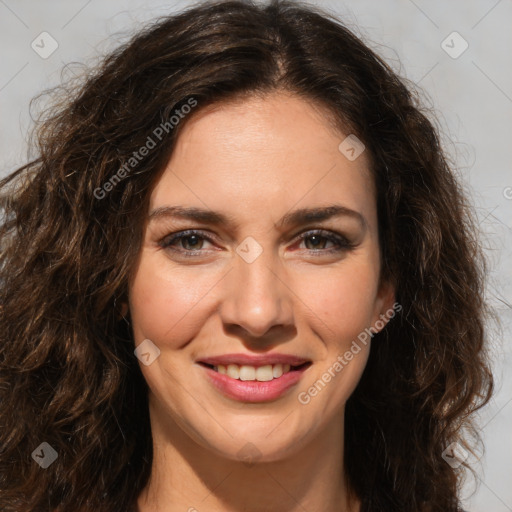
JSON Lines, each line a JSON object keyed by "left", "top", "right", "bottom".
{"left": 1, "top": 1, "right": 511, "bottom": 510}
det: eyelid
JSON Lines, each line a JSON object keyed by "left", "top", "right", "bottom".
{"left": 159, "top": 227, "right": 355, "bottom": 255}
{"left": 159, "top": 229, "right": 218, "bottom": 248}
{"left": 292, "top": 228, "right": 355, "bottom": 251}
{"left": 291, "top": 227, "right": 351, "bottom": 243}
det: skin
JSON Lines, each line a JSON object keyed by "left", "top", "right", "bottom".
{"left": 128, "top": 90, "right": 395, "bottom": 512}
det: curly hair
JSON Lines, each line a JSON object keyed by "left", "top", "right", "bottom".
{"left": 0, "top": 1, "right": 493, "bottom": 511}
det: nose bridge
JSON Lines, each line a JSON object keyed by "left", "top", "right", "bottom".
{"left": 220, "top": 240, "right": 293, "bottom": 337}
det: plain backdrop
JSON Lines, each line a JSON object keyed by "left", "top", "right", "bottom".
{"left": 1, "top": 1, "right": 511, "bottom": 510}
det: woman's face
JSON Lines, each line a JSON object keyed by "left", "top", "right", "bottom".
{"left": 128, "top": 91, "right": 394, "bottom": 462}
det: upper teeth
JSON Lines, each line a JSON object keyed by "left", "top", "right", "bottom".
{"left": 215, "top": 363, "right": 292, "bottom": 381}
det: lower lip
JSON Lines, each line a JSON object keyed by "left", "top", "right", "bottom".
{"left": 200, "top": 364, "right": 310, "bottom": 403}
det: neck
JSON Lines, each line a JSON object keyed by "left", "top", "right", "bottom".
{"left": 137, "top": 397, "right": 360, "bottom": 512}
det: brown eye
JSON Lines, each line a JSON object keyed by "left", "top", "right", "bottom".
{"left": 303, "top": 234, "right": 332, "bottom": 250}
{"left": 296, "top": 230, "right": 354, "bottom": 254}
{"left": 177, "top": 234, "right": 204, "bottom": 251}
{"left": 160, "top": 230, "right": 215, "bottom": 256}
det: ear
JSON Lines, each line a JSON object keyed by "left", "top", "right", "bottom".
{"left": 120, "top": 301, "right": 129, "bottom": 318}
{"left": 372, "top": 278, "right": 398, "bottom": 333}
{"left": 115, "top": 300, "right": 129, "bottom": 321}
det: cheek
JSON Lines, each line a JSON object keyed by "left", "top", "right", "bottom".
{"left": 128, "top": 253, "right": 218, "bottom": 347}
{"left": 294, "top": 266, "right": 378, "bottom": 412}
{"left": 300, "top": 261, "right": 381, "bottom": 344}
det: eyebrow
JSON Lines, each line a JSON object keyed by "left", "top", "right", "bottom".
{"left": 148, "top": 205, "right": 367, "bottom": 230}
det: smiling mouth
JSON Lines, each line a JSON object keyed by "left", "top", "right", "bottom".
{"left": 198, "top": 362, "right": 312, "bottom": 382}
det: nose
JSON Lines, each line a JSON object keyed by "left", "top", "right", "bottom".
{"left": 219, "top": 246, "right": 295, "bottom": 340}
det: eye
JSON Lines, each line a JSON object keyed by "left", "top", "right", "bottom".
{"left": 294, "top": 230, "right": 354, "bottom": 254}
{"left": 159, "top": 230, "right": 216, "bottom": 256}
{"left": 159, "top": 228, "right": 355, "bottom": 259}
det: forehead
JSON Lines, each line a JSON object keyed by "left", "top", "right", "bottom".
{"left": 149, "top": 92, "right": 376, "bottom": 228}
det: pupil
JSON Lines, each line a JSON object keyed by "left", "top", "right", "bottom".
{"left": 184, "top": 235, "right": 201, "bottom": 250}
{"left": 306, "top": 235, "right": 324, "bottom": 249}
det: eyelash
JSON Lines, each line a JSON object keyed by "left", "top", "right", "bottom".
{"left": 159, "top": 229, "right": 355, "bottom": 258}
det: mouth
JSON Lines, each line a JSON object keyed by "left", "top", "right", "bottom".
{"left": 197, "top": 357, "right": 312, "bottom": 403}
{"left": 198, "top": 361, "right": 312, "bottom": 382}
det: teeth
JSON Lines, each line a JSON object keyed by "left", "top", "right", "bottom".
{"left": 273, "top": 364, "right": 283, "bottom": 378}
{"left": 214, "top": 363, "right": 296, "bottom": 381}
{"left": 226, "top": 364, "right": 240, "bottom": 379}
{"left": 239, "top": 365, "right": 256, "bottom": 381}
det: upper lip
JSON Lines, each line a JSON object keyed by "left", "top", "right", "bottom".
{"left": 197, "top": 353, "right": 311, "bottom": 367}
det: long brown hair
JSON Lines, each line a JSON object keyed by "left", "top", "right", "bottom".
{"left": 0, "top": 1, "right": 493, "bottom": 510}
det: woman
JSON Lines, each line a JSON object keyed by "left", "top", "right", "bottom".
{"left": 0, "top": 1, "right": 493, "bottom": 511}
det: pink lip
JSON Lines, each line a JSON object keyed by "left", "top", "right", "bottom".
{"left": 199, "top": 362, "right": 311, "bottom": 403}
{"left": 197, "top": 353, "right": 310, "bottom": 367}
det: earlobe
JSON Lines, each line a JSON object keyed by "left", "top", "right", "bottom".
{"left": 374, "top": 279, "right": 397, "bottom": 333}
{"left": 114, "top": 297, "right": 129, "bottom": 321}
{"left": 120, "top": 302, "right": 129, "bottom": 318}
